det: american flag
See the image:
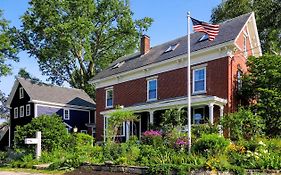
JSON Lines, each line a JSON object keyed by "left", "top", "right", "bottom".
{"left": 191, "top": 17, "right": 219, "bottom": 41}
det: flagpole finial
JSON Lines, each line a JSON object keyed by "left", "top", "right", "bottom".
{"left": 187, "top": 11, "right": 190, "bottom": 17}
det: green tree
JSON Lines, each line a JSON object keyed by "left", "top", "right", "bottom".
{"left": 0, "top": 9, "right": 18, "bottom": 78}
{"left": 17, "top": 68, "right": 41, "bottom": 83}
{"left": 221, "top": 107, "right": 264, "bottom": 140}
{"left": 211, "top": 0, "right": 281, "bottom": 54}
{"left": 241, "top": 55, "right": 281, "bottom": 137}
{"left": 107, "top": 108, "right": 138, "bottom": 142}
{"left": 14, "top": 114, "right": 71, "bottom": 151}
{"left": 0, "top": 91, "right": 9, "bottom": 126}
{"left": 18, "top": 0, "right": 153, "bottom": 98}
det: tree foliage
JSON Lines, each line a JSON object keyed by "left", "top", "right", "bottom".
{"left": 17, "top": 68, "right": 41, "bottom": 83}
{"left": 14, "top": 114, "right": 71, "bottom": 151}
{"left": 211, "top": 0, "right": 281, "bottom": 54}
{"left": 18, "top": 0, "right": 153, "bottom": 98}
{"left": 0, "top": 91, "right": 9, "bottom": 125}
{"left": 0, "top": 9, "right": 18, "bottom": 78}
{"left": 241, "top": 55, "right": 281, "bottom": 137}
{"left": 107, "top": 108, "right": 138, "bottom": 142}
{"left": 221, "top": 108, "right": 264, "bottom": 141}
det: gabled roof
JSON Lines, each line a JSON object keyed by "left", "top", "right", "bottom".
{"left": 91, "top": 13, "right": 253, "bottom": 82}
{"left": 6, "top": 78, "right": 95, "bottom": 109}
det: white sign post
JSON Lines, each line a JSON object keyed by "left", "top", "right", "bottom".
{"left": 25, "top": 131, "right": 41, "bottom": 160}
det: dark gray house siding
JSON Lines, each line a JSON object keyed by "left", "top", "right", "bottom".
{"left": 10, "top": 84, "right": 34, "bottom": 145}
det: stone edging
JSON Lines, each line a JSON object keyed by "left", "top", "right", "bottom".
{"left": 82, "top": 164, "right": 281, "bottom": 175}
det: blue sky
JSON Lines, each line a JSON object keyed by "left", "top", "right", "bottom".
{"left": 0, "top": 0, "right": 221, "bottom": 95}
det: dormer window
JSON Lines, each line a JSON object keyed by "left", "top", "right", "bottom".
{"left": 164, "top": 43, "right": 179, "bottom": 53}
{"left": 199, "top": 34, "right": 209, "bottom": 42}
{"left": 19, "top": 87, "right": 24, "bottom": 99}
{"left": 112, "top": 61, "right": 125, "bottom": 69}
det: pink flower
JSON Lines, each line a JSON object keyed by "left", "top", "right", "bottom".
{"left": 143, "top": 130, "right": 162, "bottom": 137}
{"left": 175, "top": 138, "right": 188, "bottom": 146}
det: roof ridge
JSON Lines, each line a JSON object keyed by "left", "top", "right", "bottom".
{"left": 17, "top": 77, "right": 84, "bottom": 92}
{"left": 220, "top": 12, "right": 253, "bottom": 24}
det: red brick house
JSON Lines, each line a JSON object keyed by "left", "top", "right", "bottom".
{"left": 90, "top": 13, "right": 262, "bottom": 142}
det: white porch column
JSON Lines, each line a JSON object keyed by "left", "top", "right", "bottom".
{"left": 125, "top": 121, "right": 130, "bottom": 141}
{"left": 208, "top": 103, "right": 214, "bottom": 125}
{"left": 149, "top": 111, "right": 154, "bottom": 124}
{"left": 219, "top": 105, "right": 224, "bottom": 118}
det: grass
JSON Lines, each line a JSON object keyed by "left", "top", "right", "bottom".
{"left": 0, "top": 167, "right": 65, "bottom": 174}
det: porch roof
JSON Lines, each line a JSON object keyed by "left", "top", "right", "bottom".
{"left": 100, "top": 95, "right": 227, "bottom": 115}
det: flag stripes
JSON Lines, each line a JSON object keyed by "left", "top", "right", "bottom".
{"left": 191, "top": 17, "right": 219, "bottom": 41}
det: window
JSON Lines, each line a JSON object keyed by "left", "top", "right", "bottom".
{"left": 164, "top": 43, "right": 179, "bottom": 53}
{"left": 237, "top": 70, "right": 243, "bottom": 90}
{"left": 64, "top": 109, "right": 70, "bottom": 120}
{"left": 147, "top": 79, "right": 157, "bottom": 101}
{"left": 26, "top": 104, "right": 31, "bottom": 116}
{"left": 80, "top": 130, "right": 87, "bottom": 134}
{"left": 193, "top": 67, "right": 206, "bottom": 93}
{"left": 112, "top": 61, "right": 125, "bottom": 69}
{"left": 20, "top": 106, "right": 24, "bottom": 117}
{"left": 106, "top": 88, "right": 113, "bottom": 108}
{"left": 243, "top": 34, "right": 248, "bottom": 57}
{"left": 193, "top": 107, "right": 206, "bottom": 124}
{"left": 104, "top": 116, "right": 125, "bottom": 137}
{"left": 19, "top": 87, "right": 24, "bottom": 99}
{"left": 14, "top": 107, "right": 18, "bottom": 119}
{"left": 199, "top": 34, "right": 208, "bottom": 42}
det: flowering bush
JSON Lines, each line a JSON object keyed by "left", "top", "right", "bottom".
{"left": 142, "top": 130, "right": 163, "bottom": 147}
{"left": 143, "top": 130, "right": 162, "bottom": 137}
{"left": 175, "top": 137, "right": 189, "bottom": 151}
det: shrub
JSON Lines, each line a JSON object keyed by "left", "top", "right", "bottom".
{"left": 191, "top": 124, "right": 219, "bottom": 140}
{"left": 221, "top": 108, "right": 265, "bottom": 141}
{"left": 142, "top": 130, "right": 163, "bottom": 147}
{"left": 14, "top": 114, "right": 71, "bottom": 151}
{"left": 193, "top": 134, "right": 230, "bottom": 157}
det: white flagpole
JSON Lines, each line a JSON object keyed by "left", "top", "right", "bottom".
{"left": 187, "top": 12, "right": 192, "bottom": 153}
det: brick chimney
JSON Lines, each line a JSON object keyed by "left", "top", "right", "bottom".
{"left": 140, "top": 35, "right": 150, "bottom": 55}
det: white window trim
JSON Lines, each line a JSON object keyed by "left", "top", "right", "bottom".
{"left": 26, "top": 104, "right": 31, "bottom": 116}
{"left": 14, "top": 107, "right": 18, "bottom": 119}
{"left": 104, "top": 116, "right": 125, "bottom": 138}
{"left": 64, "top": 109, "right": 70, "bottom": 120}
{"left": 20, "top": 106, "right": 24, "bottom": 117}
{"left": 80, "top": 130, "right": 87, "bottom": 134}
{"left": 105, "top": 88, "right": 113, "bottom": 108}
{"left": 193, "top": 67, "right": 207, "bottom": 94}
{"left": 19, "top": 87, "right": 24, "bottom": 99}
{"left": 147, "top": 78, "right": 158, "bottom": 101}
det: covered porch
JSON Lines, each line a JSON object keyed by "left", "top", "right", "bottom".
{"left": 101, "top": 95, "right": 227, "bottom": 142}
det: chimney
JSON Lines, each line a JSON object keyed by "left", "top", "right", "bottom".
{"left": 140, "top": 35, "right": 150, "bottom": 55}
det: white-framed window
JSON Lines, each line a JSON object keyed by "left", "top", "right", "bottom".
{"left": 64, "top": 109, "right": 70, "bottom": 120}
{"left": 147, "top": 78, "right": 157, "bottom": 101}
{"left": 80, "top": 130, "right": 87, "bottom": 134}
{"left": 20, "top": 106, "right": 24, "bottom": 117}
{"left": 237, "top": 70, "right": 243, "bottom": 90}
{"left": 14, "top": 107, "right": 18, "bottom": 119}
{"left": 104, "top": 116, "right": 125, "bottom": 138}
{"left": 19, "top": 87, "right": 24, "bottom": 99}
{"left": 105, "top": 88, "right": 113, "bottom": 108}
{"left": 243, "top": 34, "right": 248, "bottom": 57}
{"left": 193, "top": 67, "right": 206, "bottom": 94}
{"left": 26, "top": 104, "right": 31, "bottom": 116}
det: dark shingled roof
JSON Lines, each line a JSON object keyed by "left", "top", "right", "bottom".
{"left": 92, "top": 13, "right": 252, "bottom": 81}
{"left": 18, "top": 78, "right": 95, "bottom": 108}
